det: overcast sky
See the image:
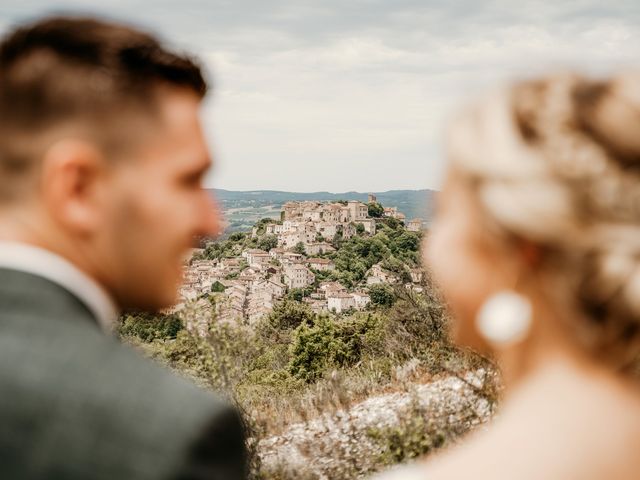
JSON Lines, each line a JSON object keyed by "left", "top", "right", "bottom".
{"left": 1, "top": 1, "right": 639, "bottom": 192}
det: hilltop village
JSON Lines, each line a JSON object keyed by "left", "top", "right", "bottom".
{"left": 120, "top": 196, "right": 490, "bottom": 480}
{"left": 174, "top": 195, "right": 425, "bottom": 326}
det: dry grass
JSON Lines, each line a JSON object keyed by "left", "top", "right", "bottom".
{"left": 121, "top": 277, "right": 500, "bottom": 479}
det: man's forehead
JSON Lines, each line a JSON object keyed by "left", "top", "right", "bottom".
{"left": 157, "top": 86, "right": 203, "bottom": 125}
{"left": 133, "top": 88, "right": 210, "bottom": 169}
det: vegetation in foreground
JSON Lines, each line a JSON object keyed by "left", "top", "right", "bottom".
{"left": 119, "top": 270, "right": 499, "bottom": 479}
{"left": 119, "top": 206, "right": 498, "bottom": 478}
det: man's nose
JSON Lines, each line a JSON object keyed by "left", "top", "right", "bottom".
{"left": 200, "top": 192, "right": 224, "bottom": 239}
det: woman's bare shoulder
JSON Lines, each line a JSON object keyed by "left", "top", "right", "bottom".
{"left": 370, "top": 371, "right": 640, "bottom": 480}
{"left": 370, "top": 431, "right": 541, "bottom": 480}
{"left": 370, "top": 463, "right": 429, "bottom": 480}
{"left": 370, "top": 389, "right": 577, "bottom": 480}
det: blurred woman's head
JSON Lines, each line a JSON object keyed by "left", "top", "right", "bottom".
{"left": 426, "top": 72, "right": 640, "bottom": 372}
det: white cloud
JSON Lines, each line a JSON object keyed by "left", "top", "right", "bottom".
{"left": 1, "top": 1, "right": 639, "bottom": 191}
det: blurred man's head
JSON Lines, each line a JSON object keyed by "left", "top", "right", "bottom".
{"left": 0, "top": 16, "right": 222, "bottom": 310}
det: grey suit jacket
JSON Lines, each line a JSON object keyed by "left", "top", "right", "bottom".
{"left": 0, "top": 268, "right": 247, "bottom": 480}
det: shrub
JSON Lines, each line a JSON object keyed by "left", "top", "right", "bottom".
{"left": 258, "top": 234, "right": 278, "bottom": 251}
{"left": 118, "top": 312, "right": 183, "bottom": 342}
{"left": 229, "top": 232, "right": 246, "bottom": 242}
{"left": 367, "top": 202, "right": 384, "bottom": 218}
{"left": 255, "top": 218, "right": 277, "bottom": 235}
{"left": 288, "top": 314, "right": 384, "bottom": 382}
{"left": 381, "top": 217, "right": 403, "bottom": 230}
{"left": 368, "top": 406, "right": 447, "bottom": 465}
{"left": 285, "top": 287, "right": 314, "bottom": 302}
{"left": 368, "top": 284, "right": 396, "bottom": 307}
{"left": 261, "top": 299, "right": 316, "bottom": 333}
{"left": 292, "top": 242, "right": 306, "bottom": 255}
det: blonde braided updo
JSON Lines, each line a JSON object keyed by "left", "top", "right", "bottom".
{"left": 447, "top": 72, "right": 640, "bottom": 370}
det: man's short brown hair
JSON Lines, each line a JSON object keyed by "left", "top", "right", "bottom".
{"left": 0, "top": 16, "right": 208, "bottom": 202}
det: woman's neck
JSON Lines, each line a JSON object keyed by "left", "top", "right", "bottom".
{"left": 497, "top": 298, "right": 640, "bottom": 409}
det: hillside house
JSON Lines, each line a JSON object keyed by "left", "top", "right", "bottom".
{"left": 347, "top": 201, "right": 368, "bottom": 220}
{"left": 304, "top": 298, "right": 329, "bottom": 314}
{"left": 327, "top": 293, "right": 355, "bottom": 313}
{"left": 352, "top": 292, "right": 371, "bottom": 310}
{"left": 355, "top": 219, "right": 376, "bottom": 235}
{"left": 279, "top": 231, "right": 306, "bottom": 249}
{"left": 302, "top": 209, "right": 322, "bottom": 222}
{"left": 305, "top": 242, "right": 335, "bottom": 255}
{"left": 283, "top": 264, "right": 315, "bottom": 289}
{"left": 282, "top": 252, "right": 304, "bottom": 263}
{"left": 265, "top": 223, "right": 286, "bottom": 235}
{"left": 248, "top": 251, "right": 271, "bottom": 268}
{"left": 366, "top": 263, "right": 398, "bottom": 285}
{"left": 307, "top": 258, "right": 335, "bottom": 271}
{"left": 179, "top": 286, "right": 198, "bottom": 302}
{"left": 253, "top": 278, "right": 286, "bottom": 298}
{"left": 269, "top": 248, "right": 286, "bottom": 260}
{"left": 410, "top": 268, "right": 423, "bottom": 284}
{"left": 383, "top": 207, "right": 406, "bottom": 223}
{"left": 315, "top": 222, "right": 337, "bottom": 239}
{"left": 246, "top": 290, "right": 275, "bottom": 325}
{"left": 219, "top": 258, "right": 241, "bottom": 270}
{"left": 407, "top": 218, "right": 422, "bottom": 232}
{"left": 339, "top": 223, "right": 356, "bottom": 239}
{"left": 319, "top": 281, "right": 347, "bottom": 296}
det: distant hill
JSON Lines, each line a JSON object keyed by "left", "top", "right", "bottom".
{"left": 208, "top": 189, "right": 437, "bottom": 233}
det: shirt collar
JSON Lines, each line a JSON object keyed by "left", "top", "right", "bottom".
{"left": 0, "top": 242, "right": 120, "bottom": 333}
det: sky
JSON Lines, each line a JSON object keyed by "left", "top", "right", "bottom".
{"left": 1, "top": 1, "right": 639, "bottom": 192}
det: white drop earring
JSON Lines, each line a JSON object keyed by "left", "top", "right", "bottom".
{"left": 475, "top": 290, "right": 532, "bottom": 346}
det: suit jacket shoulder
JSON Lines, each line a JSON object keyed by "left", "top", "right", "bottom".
{"left": 0, "top": 268, "right": 247, "bottom": 480}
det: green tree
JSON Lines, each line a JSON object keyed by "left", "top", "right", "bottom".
{"left": 288, "top": 313, "right": 384, "bottom": 382}
{"left": 263, "top": 299, "right": 315, "bottom": 331}
{"left": 331, "top": 231, "right": 343, "bottom": 249}
{"left": 255, "top": 217, "right": 277, "bottom": 235}
{"left": 391, "top": 231, "right": 420, "bottom": 255}
{"left": 331, "top": 243, "right": 367, "bottom": 287}
{"left": 202, "top": 234, "right": 246, "bottom": 260}
{"left": 381, "top": 255, "right": 412, "bottom": 283}
{"left": 228, "top": 232, "right": 246, "bottom": 242}
{"left": 211, "top": 280, "right": 226, "bottom": 293}
{"left": 382, "top": 216, "right": 403, "bottom": 230}
{"left": 293, "top": 242, "right": 306, "bottom": 255}
{"left": 286, "top": 288, "right": 305, "bottom": 302}
{"left": 368, "top": 283, "right": 396, "bottom": 307}
{"left": 258, "top": 234, "right": 278, "bottom": 251}
{"left": 368, "top": 202, "right": 384, "bottom": 218}
{"left": 118, "top": 312, "right": 183, "bottom": 342}
{"left": 287, "top": 287, "right": 315, "bottom": 302}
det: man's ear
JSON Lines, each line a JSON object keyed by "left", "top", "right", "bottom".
{"left": 40, "top": 139, "right": 108, "bottom": 235}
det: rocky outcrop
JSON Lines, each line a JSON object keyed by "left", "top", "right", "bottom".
{"left": 258, "top": 371, "right": 495, "bottom": 479}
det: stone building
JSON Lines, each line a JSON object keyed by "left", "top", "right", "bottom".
{"left": 407, "top": 218, "right": 423, "bottom": 232}
{"left": 283, "top": 264, "right": 315, "bottom": 289}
